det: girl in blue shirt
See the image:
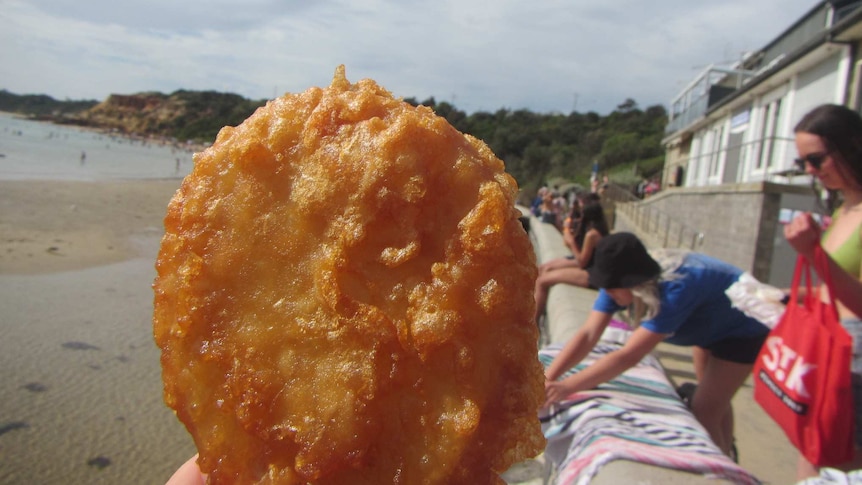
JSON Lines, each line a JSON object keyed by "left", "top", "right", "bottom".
{"left": 543, "top": 232, "right": 769, "bottom": 459}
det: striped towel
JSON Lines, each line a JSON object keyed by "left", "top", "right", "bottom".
{"left": 539, "top": 344, "right": 760, "bottom": 485}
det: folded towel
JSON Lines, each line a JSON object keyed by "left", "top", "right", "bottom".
{"left": 725, "top": 272, "right": 786, "bottom": 328}
{"left": 798, "top": 468, "right": 862, "bottom": 484}
{"left": 539, "top": 344, "right": 760, "bottom": 485}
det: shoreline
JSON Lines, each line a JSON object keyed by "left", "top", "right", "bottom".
{"left": 1, "top": 110, "right": 211, "bottom": 155}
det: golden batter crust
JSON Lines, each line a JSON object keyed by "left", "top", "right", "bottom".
{"left": 153, "top": 66, "right": 544, "bottom": 484}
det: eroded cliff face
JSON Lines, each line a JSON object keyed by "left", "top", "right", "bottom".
{"left": 69, "top": 90, "right": 266, "bottom": 142}
{"left": 80, "top": 93, "right": 188, "bottom": 136}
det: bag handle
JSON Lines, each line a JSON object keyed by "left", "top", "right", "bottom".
{"left": 787, "top": 244, "right": 841, "bottom": 331}
{"left": 788, "top": 252, "right": 807, "bottom": 311}
{"left": 813, "top": 244, "right": 841, "bottom": 328}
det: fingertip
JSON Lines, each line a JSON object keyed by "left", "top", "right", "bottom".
{"left": 165, "top": 454, "right": 206, "bottom": 485}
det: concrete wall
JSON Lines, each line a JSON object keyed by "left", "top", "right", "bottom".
{"left": 526, "top": 213, "right": 740, "bottom": 484}
{"left": 613, "top": 181, "right": 817, "bottom": 285}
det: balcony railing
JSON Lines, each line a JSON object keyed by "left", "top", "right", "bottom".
{"left": 666, "top": 95, "right": 709, "bottom": 135}
{"left": 602, "top": 184, "right": 705, "bottom": 250}
{"left": 673, "top": 135, "right": 799, "bottom": 186}
{"left": 666, "top": 67, "right": 757, "bottom": 135}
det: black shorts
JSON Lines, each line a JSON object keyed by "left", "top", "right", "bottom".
{"left": 702, "top": 332, "right": 769, "bottom": 364}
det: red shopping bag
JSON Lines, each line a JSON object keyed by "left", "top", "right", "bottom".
{"left": 752, "top": 245, "right": 855, "bottom": 467}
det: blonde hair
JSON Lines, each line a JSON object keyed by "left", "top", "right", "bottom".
{"left": 620, "top": 249, "right": 688, "bottom": 327}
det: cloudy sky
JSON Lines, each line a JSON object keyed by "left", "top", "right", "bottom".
{"left": 0, "top": 0, "right": 819, "bottom": 114}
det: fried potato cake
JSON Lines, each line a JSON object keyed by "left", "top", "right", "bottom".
{"left": 153, "top": 66, "right": 544, "bottom": 484}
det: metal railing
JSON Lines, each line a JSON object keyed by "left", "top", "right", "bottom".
{"left": 602, "top": 184, "right": 705, "bottom": 250}
{"left": 616, "top": 201, "right": 705, "bottom": 250}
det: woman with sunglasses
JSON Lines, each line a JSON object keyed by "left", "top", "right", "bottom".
{"left": 785, "top": 103, "right": 862, "bottom": 479}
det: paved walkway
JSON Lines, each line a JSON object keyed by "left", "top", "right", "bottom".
{"left": 503, "top": 216, "right": 799, "bottom": 484}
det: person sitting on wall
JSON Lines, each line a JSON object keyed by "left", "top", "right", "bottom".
{"left": 539, "top": 190, "right": 561, "bottom": 228}
{"left": 531, "top": 186, "right": 549, "bottom": 217}
{"left": 538, "top": 192, "right": 601, "bottom": 273}
{"left": 534, "top": 201, "right": 609, "bottom": 323}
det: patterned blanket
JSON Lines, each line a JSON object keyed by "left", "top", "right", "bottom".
{"left": 539, "top": 343, "right": 760, "bottom": 485}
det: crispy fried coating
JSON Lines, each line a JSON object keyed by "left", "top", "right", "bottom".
{"left": 153, "top": 66, "right": 544, "bottom": 484}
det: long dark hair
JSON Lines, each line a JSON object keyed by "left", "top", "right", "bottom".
{"left": 795, "top": 104, "right": 862, "bottom": 194}
{"left": 573, "top": 202, "right": 609, "bottom": 249}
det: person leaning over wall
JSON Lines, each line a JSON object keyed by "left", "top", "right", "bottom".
{"left": 784, "top": 103, "right": 862, "bottom": 480}
{"left": 543, "top": 233, "right": 770, "bottom": 460}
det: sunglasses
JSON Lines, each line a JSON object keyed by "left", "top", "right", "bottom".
{"left": 794, "top": 152, "right": 830, "bottom": 172}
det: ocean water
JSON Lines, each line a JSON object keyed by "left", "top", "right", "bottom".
{"left": 0, "top": 112, "right": 196, "bottom": 181}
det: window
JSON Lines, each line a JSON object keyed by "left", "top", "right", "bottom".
{"left": 756, "top": 98, "right": 783, "bottom": 169}
{"left": 708, "top": 125, "right": 725, "bottom": 177}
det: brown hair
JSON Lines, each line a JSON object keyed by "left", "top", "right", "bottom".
{"left": 795, "top": 104, "right": 862, "bottom": 191}
{"left": 573, "top": 202, "right": 609, "bottom": 249}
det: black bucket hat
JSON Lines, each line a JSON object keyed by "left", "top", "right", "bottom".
{"left": 587, "top": 232, "right": 661, "bottom": 289}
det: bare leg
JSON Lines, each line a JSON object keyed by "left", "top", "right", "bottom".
{"left": 691, "top": 346, "right": 708, "bottom": 381}
{"left": 534, "top": 267, "right": 591, "bottom": 322}
{"left": 538, "top": 257, "right": 579, "bottom": 275}
{"left": 688, "top": 354, "right": 751, "bottom": 456}
{"left": 796, "top": 455, "right": 818, "bottom": 481}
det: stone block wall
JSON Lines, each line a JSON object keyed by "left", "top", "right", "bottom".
{"left": 612, "top": 182, "right": 816, "bottom": 285}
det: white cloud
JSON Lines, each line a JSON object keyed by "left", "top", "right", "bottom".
{"left": 0, "top": 0, "right": 819, "bottom": 113}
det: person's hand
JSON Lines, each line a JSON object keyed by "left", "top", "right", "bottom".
{"left": 784, "top": 212, "right": 822, "bottom": 259}
{"left": 165, "top": 454, "right": 206, "bottom": 485}
{"left": 544, "top": 377, "right": 578, "bottom": 407}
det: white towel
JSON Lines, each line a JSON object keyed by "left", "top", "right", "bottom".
{"left": 725, "top": 272, "right": 787, "bottom": 329}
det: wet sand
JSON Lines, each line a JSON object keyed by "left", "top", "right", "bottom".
{"left": 0, "top": 179, "right": 195, "bottom": 484}
{"left": 0, "top": 179, "right": 180, "bottom": 274}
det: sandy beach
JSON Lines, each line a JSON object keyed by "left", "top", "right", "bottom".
{"left": 0, "top": 179, "right": 196, "bottom": 484}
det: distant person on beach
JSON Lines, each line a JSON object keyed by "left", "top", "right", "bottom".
{"left": 534, "top": 200, "right": 608, "bottom": 323}
{"left": 783, "top": 104, "right": 862, "bottom": 479}
{"left": 543, "top": 233, "right": 769, "bottom": 460}
{"left": 80, "top": 151, "right": 86, "bottom": 166}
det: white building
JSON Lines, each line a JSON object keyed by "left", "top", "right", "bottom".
{"left": 664, "top": 0, "right": 862, "bottom": 190}
{"left": 618, "top": 1, "right": 862, "bottom": 286}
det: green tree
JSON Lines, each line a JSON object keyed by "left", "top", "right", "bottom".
{"left": 1, "top": 89, "right": 669, "bottom": 194}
